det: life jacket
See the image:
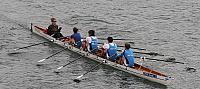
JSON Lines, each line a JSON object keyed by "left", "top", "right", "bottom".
{"left": 74, "top": 41, "right": 82, "bottom": 48}
{"left": 89, "top": 36, "right": 98, "bottom": 53}
{"left": 107, "top": 43, "right": 117, "bottom": 61}
{"left": 123, "top": 49, "right": 134, "bottom": 67}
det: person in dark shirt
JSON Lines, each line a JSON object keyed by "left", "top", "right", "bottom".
{"left": 47, "top": 18, "right": 63, "bottom": 39}
{"left": 70, "top": 27, "right": 82, "bottom": 48}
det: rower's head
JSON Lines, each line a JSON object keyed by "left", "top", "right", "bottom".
{"left": 88, "top": 30, "right": 95, "bottom": 36}
{"left": 107, "top": 37, "right": 113, "bottom": 43}
{"left": 73, "top": 27, "right": 78, "bottom": 33}
{"left": 51, "top": 18, "right": 57, "bottom": 25}
{"left": 125, "top": 43, "right": 131, "bottom": 49}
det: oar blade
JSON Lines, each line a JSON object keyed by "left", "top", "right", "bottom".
{"left": 148, "top": 52, "right": 163, "bottom": 56}
{"left": 73, "top": 74, "right": 83, "bottom": 83}
{"left": 172, "top": 61, "right": 184, "bottom": 64}
{"left": 76, "top": 74, "right": 83, "bottom": 79}
{"left": 57, "top": 66, "right": 63, "bottom": 70}
{"left": 50, "top": 39, "right": 54, "bottom": 42}
{"left": 185, "top": 67, "right": 196, "bottom": 73}
{"left": 73, "top": 79, "right": 81, "bottom": 83}
{"left": 14, "top": 49, "right": 18, "bottom": 51}
{"left": 38, "top": 59, "right": 46, "bottom": 62}
{"left": 53, "top": 70, "right": 61, "bottom": 74}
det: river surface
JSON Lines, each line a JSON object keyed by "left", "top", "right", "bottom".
{"left": 0, "top": 0, "right": 200, "bottom": 89}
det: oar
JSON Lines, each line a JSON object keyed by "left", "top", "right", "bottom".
{"left": 116, "top": 48, "right": 163, "bottom": 56}
{"left": 96, "top": 38, "right": 133, "bottom": 40}
{"left": 74, "top": 61, "right": 104, "bottom": 83}
{"left": 137, "top": 57, "right": 197, "bottom": 72}
{"left": 97, "top": 43, "right": 146, "bottom": 50}
{"left": 56, "top": 55, "right": 84, "bottom": 70}
{"left": 117, "top": 45, "right": 146, "bottom": 50}
{"left": 185, "top": 67, "right": 196, "bottom": 73}
{"left": 14, "top": 40, "right": 54, "bottom": 51}
{"left": 58, "top": 36, "right": 70, "bottom": 40}
{"left": 135, "top": 56, "right": 184, "bottom": 64}
{"left": 73, "top": 53, "right": 117, "bottom": 83}
{"left": 55, "top": 47, "right": 99, "bottom": 71}
{"left": 30, "top": 23, "right": 33, "bottom": 32}
{"left": 38, "top": 48, "right": 66, "bottom": 62}
{"left": 134, "top": 51, "right": 164, "bottom": 56}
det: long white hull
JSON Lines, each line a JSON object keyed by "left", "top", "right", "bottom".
{"left": 32, "top": 24, "right": 173, "bottom": 86}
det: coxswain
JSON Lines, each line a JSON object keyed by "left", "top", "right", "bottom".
{"left": 47, "top": 18, "right": 63, "bottom": 39}
{"left": 102, "top": 37, "right": 118, "bottom": 61}
{"left": 85, "top": 30, "right": 98, "bottom": 53}
{"left": 117, "top": 43, "right": 134, "bottom": 67}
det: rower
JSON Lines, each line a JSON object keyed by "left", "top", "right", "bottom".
{"left": 102, "top": 37, "right": 118, "bottom": 62}
{"left": 117, "top": 43, "right": 134, "bottom": 67}
{"left": 85, "top": 30, "right": 98, "bottom": 53}
{"left": 70, "top": 27, "right": 82, "bottom": 48}
{"left": 47, "top": 18, "right": 63, "bottom": 39}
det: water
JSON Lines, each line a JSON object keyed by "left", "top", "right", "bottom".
{"left": 0, "top": 0, "right": 200, "bottom": 88}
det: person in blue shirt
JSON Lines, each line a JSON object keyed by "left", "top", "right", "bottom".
{"left": 118, "top": 43, "right": 134, "bottom": 67}
{"left": 102, "top": 37, "right": 118, "bottom": 61}
{"left": 85, "top": 30, "right": 98, "bottom": 53}
{"left": 70, "top": 27, "right": 82, "bottom": 48}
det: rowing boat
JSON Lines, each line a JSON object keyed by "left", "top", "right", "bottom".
{"left": 31, "top": 24, "right": 174, "bottom": 85}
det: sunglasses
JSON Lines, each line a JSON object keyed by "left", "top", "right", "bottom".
{"left": 51, "top": 21, "right": 57, "bottom": 22}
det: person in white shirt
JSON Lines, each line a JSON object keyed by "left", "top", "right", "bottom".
{"left": 102, "top": 37, "right": 118, "bottom": 61}
{"left": 85, "top": 30, "right": 98, "bottom": 53}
